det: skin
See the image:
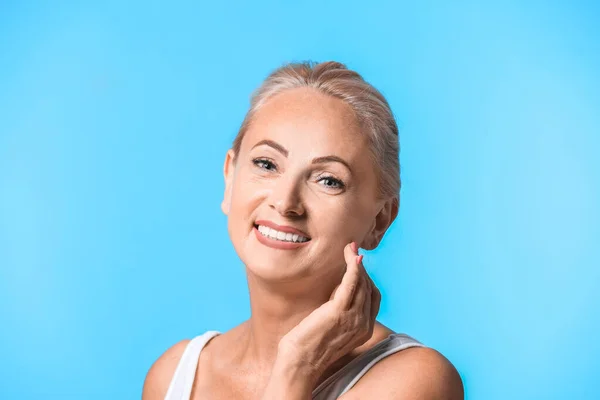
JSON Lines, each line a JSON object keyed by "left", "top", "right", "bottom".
{"left": 143, "top": 87, "right": 463, "bottom": 399}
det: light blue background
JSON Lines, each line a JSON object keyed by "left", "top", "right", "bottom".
{"left": 1, "top": 1, "right": 598, "bottom": 399}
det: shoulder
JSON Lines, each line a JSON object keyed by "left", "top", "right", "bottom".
{"left": 343, "top": 346, "right": 463, "bottom": 400}
{"left": 142, "top": 339, "right": 191, "bottom": 400}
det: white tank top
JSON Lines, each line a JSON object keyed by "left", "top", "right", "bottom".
{"left": 164, "top": 331, "right": 425, "bottom": 400}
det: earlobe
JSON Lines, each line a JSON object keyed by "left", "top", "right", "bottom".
{"left": 221, "top": 198, "right": 231, "bottom": 215}
{"left": 362, "top": 197, "right": 399, "bottom": 250}
{"left": 361, "top": 237, "right": 375, "bottom": 251}
{"left": 361, "top": 221, "right": 377, "bottom": 250}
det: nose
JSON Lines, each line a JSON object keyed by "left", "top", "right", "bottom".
{"left": 269, "top": 174, "right": 305, "bottom": 217}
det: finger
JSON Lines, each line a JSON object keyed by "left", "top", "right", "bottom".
{"left": 350, "top": 262, "right": 369, "bottom": 311}
{"left": 355, "top": 255, "right": 379, "bottom": 324}
{"left": 358, "top": 262, "right": 381, "bottom": 320}
{"left": 349, "top": 255, "right": 369, "bottom": 311}
{"left": 360, "top": 259, "right": 381, "bottom": 310}
{"left": 333, "top": 242, "right": 361, "bottom": 310}
{"left": 350, "top": 255, "right": 374, "bottom": 342}
{"left": 358, "top": 258, "right": 372, "bottom": 319}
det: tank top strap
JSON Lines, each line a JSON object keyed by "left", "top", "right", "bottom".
{"left": 164, "top": 331, "right": 221, "bottom": 400}
{"left": 312, "top": 333, "right": 425, "bottom": 400}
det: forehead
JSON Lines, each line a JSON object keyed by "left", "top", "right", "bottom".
{"left": 242, "top": 87, "right": 368, "bottom": 159}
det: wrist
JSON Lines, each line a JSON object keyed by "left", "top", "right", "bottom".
{"left": 261, "top": 353, "right": 317, "bottom": 400}
{"left": 275, "top": 341, "right": 322, "bottom": 383}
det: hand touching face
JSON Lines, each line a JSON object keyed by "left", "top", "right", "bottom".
{"left": 276, "top": 241, "right": 381, "bottom": 382}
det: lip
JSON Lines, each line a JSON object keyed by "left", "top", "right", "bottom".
{"left": 254, "top": 220, "right": 310, "bottom": 238}
{"left": 253, "top": 225, "right": 310, "bottom": 250}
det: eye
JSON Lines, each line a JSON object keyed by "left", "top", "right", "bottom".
{"left": 318, "top": 175, "right": 345, "bottom": 189}
{"left": 252, "top": 158, "right": 277, "bottom": 171}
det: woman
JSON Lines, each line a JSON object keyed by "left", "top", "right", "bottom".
{"left": 143, "top": 61, "right": 463, "bottom": 399}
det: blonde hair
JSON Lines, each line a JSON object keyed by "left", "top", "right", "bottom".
{"left": 232, "top": 61, "right": 400, "bottom": 201}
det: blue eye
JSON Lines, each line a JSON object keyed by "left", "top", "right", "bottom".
{"left": 252, "top": 158, "right": 276, "bottom": 171}
{"left": 252, "top": 158, "right": 345, "bottom": 190}
{"left": 319, "top": 176, "right": 345, "bottom": 189}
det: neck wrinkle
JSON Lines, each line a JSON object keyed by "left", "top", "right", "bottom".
{"left": 239, "top": 267, "right": 344, "bottom": 370}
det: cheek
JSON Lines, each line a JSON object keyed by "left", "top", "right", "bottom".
{"left": 229, "top": 188, "right": 254, "bottom": 225}
{"left": 313, "top": 198, "right": 366, "bottom": 237}
{"left": 228, "top": 177, "right": 267, "bottom": 232}
{"left": 226, "top": 186, "right": 256, "bottom": 263}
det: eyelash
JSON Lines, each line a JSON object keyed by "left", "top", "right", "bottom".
{"left": 252, "top": 158, "right": 346, "bottom": 189}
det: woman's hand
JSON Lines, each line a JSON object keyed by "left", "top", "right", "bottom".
{"left": 276, "top": 242, "right": 381, "bottom": 384}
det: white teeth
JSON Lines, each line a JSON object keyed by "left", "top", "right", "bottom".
{"left": 257, "top": 225, "right": 308, "bottom": 243}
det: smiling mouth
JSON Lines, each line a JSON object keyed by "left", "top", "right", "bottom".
{"left": 253, "top": 224, "right": 311, "bottom": 243}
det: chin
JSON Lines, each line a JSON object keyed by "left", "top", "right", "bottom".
{"left": 244, "top": 260, "right": 310, "bottom": 282}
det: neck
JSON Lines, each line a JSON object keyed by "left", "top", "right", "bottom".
{"left": 238, "top": 267, "right": 344, "bottom": 368}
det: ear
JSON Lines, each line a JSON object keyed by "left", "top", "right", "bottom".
{"left": 221, "top": 149, "right": 237, "bottom": 215}
{"left": 362, "top": 196, "right": 399, "bottom": 250}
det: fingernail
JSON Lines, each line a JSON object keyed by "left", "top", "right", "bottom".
{"left": 356, "top": 255, "right": 363, "bottom": 264}
{"left": 350, "top": 242, "right": 358, "bottom": 253}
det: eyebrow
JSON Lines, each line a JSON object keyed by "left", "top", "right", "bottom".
{"left": 252, "top": 139, "right": 352, "bottom": 172}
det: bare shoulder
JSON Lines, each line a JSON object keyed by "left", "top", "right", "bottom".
{"left": 142, "top": 339, "right": 191, "bottom": 400}
{"left": 342, "top": 346, "right": 463, "bottom": 400}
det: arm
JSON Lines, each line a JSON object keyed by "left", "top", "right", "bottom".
{"left": 260, "top": 355, "right": 316, "bottom": 400}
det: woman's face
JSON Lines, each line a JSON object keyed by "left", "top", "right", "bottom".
{"left": 222, "top": 87, "right": 395, "bottom": 282}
